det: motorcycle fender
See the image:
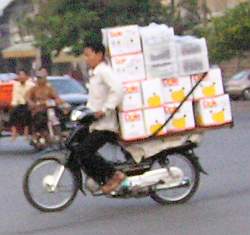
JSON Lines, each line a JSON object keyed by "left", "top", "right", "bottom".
{"left": 36, "top": 150, "right": 67, "bottom": 163}
{"left": 184, "top": 151, "right": 208, "bottom": 175}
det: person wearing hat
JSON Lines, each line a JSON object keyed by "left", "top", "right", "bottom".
{"left": 10, "top": 70, "right": 34, "bottom": 140}
{"left": 26, "top": 68, "right": 64, "bottom": 137}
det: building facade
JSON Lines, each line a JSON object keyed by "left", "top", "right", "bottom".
{"left": 0, "top": 0, "right": 39, "bottom": 73}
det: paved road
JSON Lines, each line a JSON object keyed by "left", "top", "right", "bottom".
{"left": 0, "top": 101, "right": 249, "bottom": 235}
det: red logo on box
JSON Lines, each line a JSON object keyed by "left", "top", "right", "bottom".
{"left": 125, "top": 112, "right": 141, "bottom": 122}
{"left": 163, "top": 78, "right": 179, "bottom": 86}
{"left": 202, "top": 99, "right": 218, "bottom": 108}
{"left": 124, "top": 85, "right": 140, "bottom": 94}
{"left": 164, "top": 106, "right": 177, "bottom": 114}
{"left": 110, "top": 31, "right": 123, "bottom": 37}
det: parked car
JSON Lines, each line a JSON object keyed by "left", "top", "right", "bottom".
{"left": 225, "top": 70, "right": 250, "bottom": 100}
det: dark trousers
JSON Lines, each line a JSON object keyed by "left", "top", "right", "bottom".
{"left": 75, "top": 130, "right": 117, "bottom": 185}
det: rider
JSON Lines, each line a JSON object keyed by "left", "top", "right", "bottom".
{"left": 26, "top": 68, "right": 64, "bottom": 138}
{"left": 76, "top": 41, "right": 126, "bottom": 194}
{"left": 10, "top": 70, "right": 34, "bottom": 140}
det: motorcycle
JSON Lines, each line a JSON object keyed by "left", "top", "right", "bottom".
{"left": 23, "top": 106, "right": 207, "bottom": 212}
{"left": 30, "top": 100, "right": 68, "bottom": 151}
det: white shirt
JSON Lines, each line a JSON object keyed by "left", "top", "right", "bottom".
{"left": 87, "top": 62, "right": 123, "bottom": 133}
{"left": 11, "top": 79, "right": 34, "bottom": 106}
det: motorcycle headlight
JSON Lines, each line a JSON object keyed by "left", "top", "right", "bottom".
{"left": 70, "top": 110, "right": 83, "bottom": 122}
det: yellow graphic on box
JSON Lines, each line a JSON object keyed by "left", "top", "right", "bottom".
{"left": 172, "top": 116, "right": 186, "bottom": 129}
{"left": 212, "top": 110, "right": 225, "bottom": 123}
{"left": 147, "top": 93, "right": 161, "bottom": 107}
{"left": 150, "top": 122, "right": 165, "bottom": 135}
{"left": 171, "top": 88, "right": 185, "bottom": 102}
{"left": 202, "top": 84, "right": 216, "bottom": 97}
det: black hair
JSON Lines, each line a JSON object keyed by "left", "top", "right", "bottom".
{"left": 85, "top": 41, "right": 105, "bottom": 56}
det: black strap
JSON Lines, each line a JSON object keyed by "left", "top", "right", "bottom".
{"left": 147, "top": 72, "right": 208, "bottom": 140}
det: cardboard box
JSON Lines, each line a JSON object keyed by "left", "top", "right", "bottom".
{"left": 111, "top": 53, "right": 146, "bottom": 82}
{"left": 141, "top": 79, "right": 164, "bottom": 108}
{"left": 163, "top": 101, "right": 195, "bottom": 132}
{"left": 143, "top": 42, "right": 176, "bottom": 65}
{"left": 162, "top": 76, "right": 193, "bottom": 103}
{"left": 145, "top": 60, "right": 178, "bottom": 79}
{"left": 140, "top": 24, "right": 177, "bottom": 79}
{"left": 194, "top": 94, "right": 232, "bottom": 127}
{"left": 178, "top": 53, "right": 209, "bottom": 76}
{"left": 119, "top": 110, "right": 146, "bottom": 140}
{"left": 191, "top": 68, "right": 224, "bottom": 100}
{"left": 176, "top": 37, "right": 208, "bottom": 57}
{"left": 119, "top": 81, "right": 143, "bottom": 111}
{"left": 144, "top": 107, "right": 167, "bottom": 136}
{"left": 140, "top": 24, "right": 175, "bottom": 50}
{"left": 106, "top": 25, "right": 142, "bottom": 56}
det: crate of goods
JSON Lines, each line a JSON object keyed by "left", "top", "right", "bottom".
{"left": 143, "top": 106, "right": 167, "bottom": 136}
{"left": 119, "top": 81, "right": 143, "bottom": 111}
{"left": 102, "top": 25, "right": 142, "bottom": 57}
{"left": 194, "top": 94, "right": 232, "bottom": 127}
{"left": 162, "top": 76, "right": 193, "bottom": 103}
{"left": 176, "top": 37, "right": 209, "bottom": 76}
{"left": 111, "top": 53, "right": 146, "bottom": 83}
{"left": 191, "top": 68, "right": 224, "bottom": 100}
{"left": 141, "top": 78, "right": 164, "bottom": 108}
{"left": 102, "top": 23, "right": 232, "bottom": 143}
{"left": 140, "top": 24, "right": 178, "bottom": 79}
{"left": 163, "top": 101, "right": 195, "bottom": 133}
{"left": 119, "top": 109, "right": 146, "bottom": 141}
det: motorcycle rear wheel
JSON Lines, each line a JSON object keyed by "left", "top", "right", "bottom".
{"left": 23, "top": 157, "right": 78, "bottom": 212}
{"left": 150, "top": 153, "right": 200, "bottom": 205}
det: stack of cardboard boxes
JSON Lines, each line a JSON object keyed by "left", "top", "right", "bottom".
{"left": 102, "top": 24, "right": 233, "bottom": 141}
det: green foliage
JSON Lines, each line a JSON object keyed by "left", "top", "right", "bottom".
{"left": 195, "top": 2, "right": 250, "bottom": 63}
{"left": 24, "top": 0, "right": 171, "bottom": 55}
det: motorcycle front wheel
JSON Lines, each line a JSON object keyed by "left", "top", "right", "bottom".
{"left": 150, "top": 153, "right": 200, "bottom": 205}
{"left": 23, "top": 157, "right": 78, "bottom": 212}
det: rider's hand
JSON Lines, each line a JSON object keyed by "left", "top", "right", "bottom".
{"left": 95, "top": 111, "right": 105, "bottom": 119}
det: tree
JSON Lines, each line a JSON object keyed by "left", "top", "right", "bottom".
{"left": 195, "top": 2, "right": 250, "bottom": 64}
{"left": 24, "top": 0, "right": 171, "bottom": 58}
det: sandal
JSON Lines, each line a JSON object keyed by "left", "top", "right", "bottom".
{"left": 101, "top": 171, "right": 126, "bottom": 194}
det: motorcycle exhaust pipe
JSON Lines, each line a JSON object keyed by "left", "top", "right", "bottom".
{"left": 155, "top": 178, "right": 191, "bottom": 191}
{"left": 92, "top": 168, "right": 185, "bottom": 196}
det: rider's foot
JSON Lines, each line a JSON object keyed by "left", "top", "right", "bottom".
{"left": 101, "top": 171, "right": 126, "bottom": 194}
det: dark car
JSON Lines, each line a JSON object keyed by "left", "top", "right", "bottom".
{"left": 225, "top": 70, "right": 250, "bottom": 100}
{"left": 47, "top": 76, "right": 88, "bottom": 108}
{"left": 47, "top": 76, "right": 89, "bottom": 130}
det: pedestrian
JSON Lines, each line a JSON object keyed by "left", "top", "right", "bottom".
{"left": 75, "top": 41, "right": 126, "bottom": 194}
{"left": 10, "top": 69, "right": 34, "bottom": 140}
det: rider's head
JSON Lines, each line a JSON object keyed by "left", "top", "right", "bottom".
{"left": 36, "top": 68, "right": 48, "bottom": 86}
{"left": 17, "top": 69, "right": 29, "bottom": 84}
{"left": 83, "top": 42, "right": 105, "bottom": 69}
